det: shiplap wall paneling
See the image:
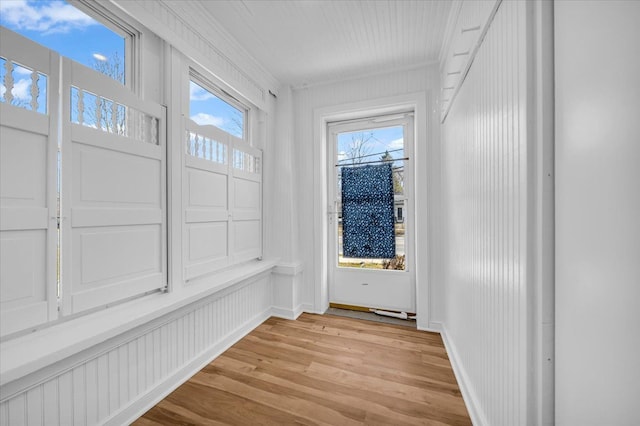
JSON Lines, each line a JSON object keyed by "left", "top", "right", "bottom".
{"left": 60, "top": 58, "right": 167, "bottom": 315}
{"left": 441, "top": 1, "right": 528, "bottom": 425}
{"left": 0, "top": 275, "right": 272, "bottom": 425}
{"left": 0, "top": 28, "right": 59, "bottom": 337}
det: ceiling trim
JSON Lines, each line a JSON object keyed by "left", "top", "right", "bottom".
{"left": 291, "top": 59, "right": 440, "bottom": 92}
{"left": 439, "top": 0, "right": 464, "bottom": 67}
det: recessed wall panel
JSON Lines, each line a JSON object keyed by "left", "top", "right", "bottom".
{"left": 233, "top": 178, "right": 260, "bottom": 210}
{"left": 0, "top": 230, "right": 46, "bottom": 310}
{"left": 233, "top": 220, "right": 260, "bottom": 253}
{"left": 188, "top": 223, "right": 227, "bottom": 262}
{"left": 74, "top": 225, "right": 161, "bottom": 289}
{"left": 0, "top": 126, "right": 46, "bottom": 206}
{"left": 74, "top": 144, "right": 160, "bottom": 206}
{"left": 188, "top": 169, "right": 227, "bottom": 208}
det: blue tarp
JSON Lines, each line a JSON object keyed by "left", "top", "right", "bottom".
{"left": 341, "top": 163, "right": 396, "bottom": 259}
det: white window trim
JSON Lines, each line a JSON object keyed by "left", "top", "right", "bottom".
{"left": 70, "top": 0, "right": 141, "bottom": 93}
{"left": 189, "top": 67, "right": 252, "bottom": 143}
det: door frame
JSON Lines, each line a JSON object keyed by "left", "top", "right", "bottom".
{"left": 312, "top": 91, "right": 434, "bottom": 329}
{"left": 327, "top": 114, "right": 416, "bottom": 312}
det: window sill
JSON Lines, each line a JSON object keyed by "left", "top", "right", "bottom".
{"left": 0, "top": 259, "right": 277, "bottom": 390}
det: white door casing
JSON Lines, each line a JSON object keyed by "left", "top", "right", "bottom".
{"left": 327, "top": 114, "right": 415, "bottom": 312}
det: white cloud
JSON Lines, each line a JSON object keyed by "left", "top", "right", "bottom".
{"left": 189, "top": 81, "right": 215, "bottom": 102}
{"left": 0, "top": 0, "right": 97, "bottom": 35}
{"left": 11, "top": 78, "right": 31, "bottom": 101}
{"left": 337, "top": 151, "right": 347, "bottom": 162}
{"left": 388, "top": 137, "right": 404, "bottom": 150}
{"left": 190, "top": 113, "right": 225, "bottom": 128}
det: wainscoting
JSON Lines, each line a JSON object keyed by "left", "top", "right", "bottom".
{"left": 0, "top": 273, "right": 273, "bottom": 426}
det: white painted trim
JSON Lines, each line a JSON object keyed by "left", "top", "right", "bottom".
{"left": 109, "top": 0, "right": 275, "bottom": 111}
{"left": 312, "top": 92, "right": 430, "bottom": 326}
{"left": 440, "top": 325, "right": 487, "bottom": 426}
{"left": 423, "top": 320, "right": 443, "bottom": 333}
{"left": 292, "top": 59, "right": 439, "bottom": 91}
{"left": 531, "top": 1, "right": 555, "bottom": 424}
{"left": 270, "top": 304, "right": 305, "bottom": 321}
{"left": 299, "top": 303, "right": 319, "bottom": 314}
{"left": 273, "top": 261, "right": 304, "bottom": 276}
{"left": 440, "top": 0, "right": 502, "bottom": 122}
{"left": 438, "top": 0, "right": 464, "bottom": 65}
{"left": 0, "top": 260, "right": 277, "bottom": 393}
{"left": 106, "top": 306, "right": 273, "bottom": 426}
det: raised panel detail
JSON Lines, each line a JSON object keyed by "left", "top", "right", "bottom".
{"left": 0, "top": 126, "right": 46, "bottom": 205}
{"left": 188, "top": 169, "right": 227, "bottom": 208}
{"left": 0, "top": 230, "right": 46, "bottom": 309}
{"left": 188, "top": 223, "right": 227, "bottom": 262}
{"left": 75, "top": 145, "right": 160, "bottom": 206}
{"left": 234, "top": 178, "right": 260, "bottom": 210}
{"left": 75, "top": 225, "right": 161, "bottom": 288}
{"left": 234, "top": 220, "right": 260, "bottom": 253}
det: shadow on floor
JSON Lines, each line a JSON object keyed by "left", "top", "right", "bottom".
{"left": 325, "top": 307, "right": 417, "bottom": 328}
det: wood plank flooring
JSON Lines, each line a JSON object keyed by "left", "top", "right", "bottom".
{"left": 134, "top": 313, "right": 471, "bottom": 425}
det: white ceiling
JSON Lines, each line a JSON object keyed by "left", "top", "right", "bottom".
{"left": 195, "top": 0, "right": 453, "bottom": 88}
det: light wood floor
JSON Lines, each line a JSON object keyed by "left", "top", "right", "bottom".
{"left": 134, "top": 313, "right": 471, "bottom": 425}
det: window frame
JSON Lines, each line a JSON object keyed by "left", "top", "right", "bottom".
{"left": 188, "top": 70, "right": 250, "bottom": 142}
{"left": 71, "top": 0, "right": 140, "bottom": 91}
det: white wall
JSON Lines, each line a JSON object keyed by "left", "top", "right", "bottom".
{"left": 440, "top": 2, "right": 540, "bottom": 424}
{"left": 292, "top": 65, "right": 442, "bottom": 325}
{"left": 555, "top": 2, "right": 640, "bottom": 424}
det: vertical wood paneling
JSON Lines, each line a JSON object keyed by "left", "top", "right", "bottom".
{"left": 58, "top": 372, "right": 72, "bottom": 425}
{"left": 7, "top": 393, "right": 25, "bottom": 425}
{"left": 41, "top": 378, "right": 58, "bottom": 424}
{"left": 0, "top": 276, "right": 272, "bottom": 425}
{"left": 0, "top": 400, "right": 8, "bottom": 425}
{"left": 25, "top": 386, "right": 42, "bottom": 426}
{"left": 441, "top": 2, "right": 528, "bottom": 425}
{"left": 84, "top": 360, "right": 98, "bottom": 425}
{"left": 72, "top": 366, "right": 85, "bottom": 425}
{"left": 96, "top": 354, "right": 108, "bottom": 421}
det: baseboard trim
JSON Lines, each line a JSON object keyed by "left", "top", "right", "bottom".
{"left": 426, "top": 320, "right": 443, "bottom": 333}
{"left": 301, "top": 303, "right": 323, "bottom": 315}
{"left": 270, "top": 304, "right": 304, "bottom": 320}
{"left": 106, "top": 307, "right": 272, "bottom": 426}
{"left": 440, "top": 325, "right": 487, "bottom": 426}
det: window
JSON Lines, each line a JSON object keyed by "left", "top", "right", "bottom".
{"left": 0, "top": 0, "right": 129, "bottom": 85}
{"left": 183, "top": 72, "right": 261, "bottom": 281}
{"left": 1, "top": 7, "right": 162, "bottom": 338}
{"left": 189, "top": 78, "right": 246, "bottom": 139}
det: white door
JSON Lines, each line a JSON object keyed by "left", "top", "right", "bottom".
{"left": 328, "top": 114, "right": 415, "bottom": 313}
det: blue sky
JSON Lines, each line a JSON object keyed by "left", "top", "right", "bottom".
{"left": 0, "top": 0, "right": 124, "bottom": 75}
{"left": 337, "top": 126, "right": 404, "bottom": 166}
{"left": 1, "top": 0, "right": 241, "bottom": 137}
